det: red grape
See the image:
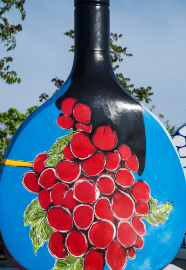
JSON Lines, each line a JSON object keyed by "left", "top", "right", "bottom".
{"left": 84, "top": 249, "right": 105, "bottom": 270}
{"left": 38, "top": 189, "right": 52, "bottom": 210}
{"left": 64, "top": 188, "right": 78, "bottom": 211}
{"left": 73, "top": 103, "right": 91, "bottom": 125}
{"left": 48, "top": 232, "right": 68, "bottom": 259}
{"left": 135, "top": 236, "right": 144, "bottom": 250}
{"left": 135, "top": 202, "right": 149, "bottom": 215}
{"left": 115, "top": 169, "right": 134, "bottom": 188}
{"left": 89, "top": 221, "right": 116, "bottom": 249}
{"left": 33, "top": 152, "right": 48, "bottom": 174}
{"left": 117, "top": 222, "right": 137, "bottom": 247}
{"left": 51, "top": 182, "right": 68, "bottom": 206}
{"left": 112, "top": 191, "right": 134, "bottom": 220}
{"left": 39, "top": 168, "right": 58, "bottom": 189}
{"left": 62, "top": 144, "right": 76, "bottom": 161}
{"left": 61, "top": 97, "right": 77, "bottom": 116}
{"left": 66, "top": 230, "right": 87, "bottom": 257}
{"left": 56, "top": 160, "right": 81, "bottom": 183}
{"left": 131, "top": 180, "right": 150, "bottom": 203}
{"left": 92, "top": 126, "right": 118, "bottom": 151}
{"left": 132, "top": 216, "right": 146, "bottom": 236}
{"left": 105, "top": 150, "right": 121, "bottom": 171}
{"left": 74, "top": 180, "right": 100, "bottom": 204}
{"left": 47, "top": 206, "right": 72, "bottom": 232}
{"left": 73, "top": 204, "right": 94, "bottom": 230}
{"left": 70, "top": 132, "right": 96, "bottom": 159}
{"left": 57, "top": 115, "right": 74, "bottom": 129}
{"left": 97, "top": 175, "right": 115, "bottom": 195}
{"left": 106, "top": 241, "right": 127, "bottom": 270}
{"left": 118, "top": 145, "right": 131, "bottom": 160}
{"left": 125, "top": 152, "right": 139, "bottom": 172}
{"left": 94, "top": 198, "right": 115, "bottom": 223}
{"left": 82, "top": 152, "right": 106, "bottom": 176}
{"left": 128, "top": 247, "right": 136, "bottom": 260}
{"left": 23, "top": 171, "right": 40, "bottom": 193}
{"left": 75, "top": 123, "right": 92, "bottom": 133}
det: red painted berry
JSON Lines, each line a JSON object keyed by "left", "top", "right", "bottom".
{"left": 131, "top": 180, "right": 150, "bottom": 203}
{"left": 89, "top": 221, "right": 116, "bottom": 249}
{"left": 57, "top": 115, "right": 74, "bottom": 129}
{"left": 56, "top": 160, "right": 81, "bottom": 183}
{"left": 51, "top": 182, "right": 68, "bottom": 206}
{"left": 97, "top": 175, "right": 115, "bottom": 195}
{"left": 23, "top": 171, "right": 40, "bottom": 193}
{"left": 75, "top": 123, "right": 92, "bottom": 133}
{"left": 135, "top": 202, "right": 149, "bottom": 215}
{"left": 39, "top": 168, "right": 58, "bottom": 189}
{"left": 92, "top": 126, "right": 118, "bottom": 151}
{"left": 47, "top": 206, "right": 72, "bottom": 232}
{"left": 112, "top": 191, "right": 134, "bottom": 220}
{"left": 62, "top": 144, "right": 76, "bottom": 160}
{"left": 82, "top": 152, "right": 106, "bottom": 176}
{"left": 117, "top": 222, "right": 137, "bottom": 247}
{"left": 64, "top": 188, "right": 79, "bottom": 211}
{"left": 118, "top": 145, "right": 131, "bottom": 160}
{"left": 84, "top": 249, "right": 105, "bottom": 270}
{"left": 33, "top": 152, "right": 48, "bottom": 174}
{"left": 125, "top": 152, "right": 139, "bottom": 172}
{"left": 73, "top": 204, "right": 94, "bottom": 230}
{"left": 94, "top": 198, "right": 115, "bottom": 223}
{"left": 132, "top": 216, "right": 146, "bottom": 236}
{"left": 66, "top": 230, "right": 87, "bottom": 257}
{"left": 135, "top": 236, "right": 144, "bottom": 250}
{"left": 105, "top": 150, "right": 121, "bottom": 171}
{"left": 61, "top": 97, "right": 77, "bottom": 116}
{"left": 38, "top": 189, "right": 52, "bottom": 210}
{"left": 115, "top": 169, "right": 134, "bottom": 188}
{"left": 106, "top": 241, "right": 127, "bottom": 270}
{"left": 128, "top": 247, "right": 136, "bottom": 260}
{"left": 74, "top": 180, "right": 100, "bottom": 204}
{"left": 48, "top": 232, "right": 68, "bottom": 259}
{"left": 73, "top": 103, "right": 91, "bottom": 125}
{"left": 70, "top": 132, "right": 97, "bottom": 159}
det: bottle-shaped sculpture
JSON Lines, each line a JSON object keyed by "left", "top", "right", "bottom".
{"left": 0, "top": 1, "right": 186, "bottom": 270}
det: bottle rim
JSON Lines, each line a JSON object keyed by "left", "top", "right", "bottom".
{"left": 74, "top": 0, "right": 110, "bottom": 7}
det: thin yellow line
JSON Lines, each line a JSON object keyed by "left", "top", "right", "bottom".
{"left": 1, "top": 159, "right": 33, "bottom": 168}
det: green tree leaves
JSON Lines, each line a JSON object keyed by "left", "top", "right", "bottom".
{"left": 144, "top": 197, "right": 173, "bottom": 227}
{"left": 0, "top": 0, "right": 26, "bottom": 84}
{"left": 24, "top": 198, "right": 54, "bottom": 255}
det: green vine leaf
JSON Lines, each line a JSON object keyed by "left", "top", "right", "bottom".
{"left": 45, "top": 130, "right": 79, "bottom": 167}
{"left": 53, "top": 256, "right": 83, "bottom": 270}
{"left": 144, "top": 197, "right": 173, "bottom": 227}
{"left": 24, "top": 198, "right": 54, "bottom": 255}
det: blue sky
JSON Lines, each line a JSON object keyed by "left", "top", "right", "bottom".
{"left": 0, "top": 0, "right": 186, "bottom": 129}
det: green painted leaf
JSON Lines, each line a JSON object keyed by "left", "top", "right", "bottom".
{"left": 76, "top": 258, "right": 83, "bottom": 270}
{"left": 144, "top": 197, "right": 173, "bottom": 227}
{"left": 45, "top": 130, "right": 79, "bottom": 167}
{"left": 54, "top": 255, "right": 79, "bottom": 270}
{"left": 24, "top": 198, "right": 54, "bottom": 255}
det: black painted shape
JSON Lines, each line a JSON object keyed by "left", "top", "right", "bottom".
{"left": 75, "top": 0, "right": 110, "bottom": 6}
{"left": 75, "top": 3, "right": 110, "bottom": 52}
{"left": 55, "top": 51, "right": 146, "bottom": 176}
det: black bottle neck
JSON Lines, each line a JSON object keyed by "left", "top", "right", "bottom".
{"left": 74, "top": 2, "right": 110, "bottom": 53}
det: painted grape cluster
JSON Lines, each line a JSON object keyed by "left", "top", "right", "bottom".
{"left": 23, "top": 98, "right": 172, "bottom": 270}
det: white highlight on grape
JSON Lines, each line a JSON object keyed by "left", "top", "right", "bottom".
{"left": 173, "top": 135, "right": 185, "bottom": 147}
{"left": 183, "top": 168, "right": 186, "bottom": 178}
{"left": 179, "top": 147, "right": 186, "bottom": 157}
{"left": 179, "top": 126, "right": 186, "bottom": 136}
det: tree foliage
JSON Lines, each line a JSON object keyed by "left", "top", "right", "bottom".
{"left": 0, "top": 106, "right": 38, "bottom": 161}
{"left": 64, "top": 29, "right": 154, "bottom": 104}
{"left": 0, "top": 0, "right": 26, "bottom": 84}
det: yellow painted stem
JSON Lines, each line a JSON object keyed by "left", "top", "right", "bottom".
{"left": 1, "top": 159, "right": 33, "bottom": 168}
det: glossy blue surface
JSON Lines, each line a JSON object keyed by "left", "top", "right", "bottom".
{"left": 0, "top": 85, "right": 186, "bottom": 270}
